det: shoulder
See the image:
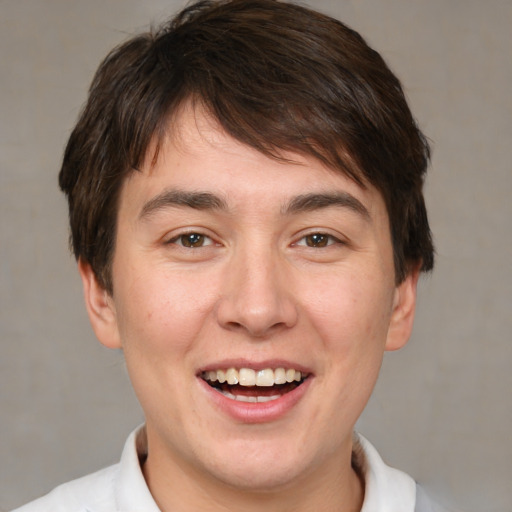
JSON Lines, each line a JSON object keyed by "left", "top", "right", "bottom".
{"left": 10, "top": 464, "right": 119, "bottom": 512}
{"left": 353, "top": 433, "right": 455, "bottom": 512}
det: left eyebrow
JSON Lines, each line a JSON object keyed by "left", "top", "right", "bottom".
{"left": 139, "top": 189, "right": 228, "bottom": 220}
{"left": 282, "top": 192, "right": 370, "bottom": 220}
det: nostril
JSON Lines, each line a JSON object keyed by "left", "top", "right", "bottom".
{"left": 215, "top": 271, "right": 298, "bottom": 336}
{"left": 224, "top": 320, "right": 289, "bottom": 338}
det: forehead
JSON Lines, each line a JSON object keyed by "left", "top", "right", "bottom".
{"left": 120, "top": 104, "right": 388, "bottom": 224}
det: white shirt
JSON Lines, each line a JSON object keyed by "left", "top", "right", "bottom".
{"left": 11, "top": 426, "right": 441, "bottom": 512}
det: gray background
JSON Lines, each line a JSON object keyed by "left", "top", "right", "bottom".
{"left": 1, "top": 1, "right": 511, "bottom": 511}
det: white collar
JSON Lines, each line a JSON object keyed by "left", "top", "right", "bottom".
{"left": 354, "top": 432, "right": 417, "bottom": 512}
{"left": 115, "top": 425, "right": 160, "bottom": 511}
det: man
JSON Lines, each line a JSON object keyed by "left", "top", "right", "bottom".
{"left": 14, "top": 0, "right": 441, "bottom": 510}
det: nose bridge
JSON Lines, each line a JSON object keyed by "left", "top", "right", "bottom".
{"left": 216, "top": 238, "right": 297, "bottom": 337}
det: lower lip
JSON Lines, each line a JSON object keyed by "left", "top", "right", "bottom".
{"left": 198, "top": 377, "right": 312, "bottom": 423}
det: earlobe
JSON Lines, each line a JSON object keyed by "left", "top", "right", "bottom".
{"left": 385, "top": 267, "right": 420, "bottom": 352}
{"left": 78, "top": 259, "right": 122, "bottom": 349}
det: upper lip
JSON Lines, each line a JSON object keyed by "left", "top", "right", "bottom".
{"left": 197, "top": 358, "right": 313, "bottom": 375}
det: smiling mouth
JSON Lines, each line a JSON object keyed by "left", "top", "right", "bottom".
{"left": 201, "top": 368, "right": 308, "bottom": 403}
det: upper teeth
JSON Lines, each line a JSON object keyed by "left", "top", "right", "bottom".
{"left": 203, "top": 368, "right": 303, "bottom": 387}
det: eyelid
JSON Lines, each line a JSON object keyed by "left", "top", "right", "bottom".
{"left": 165, "top": 229, "right": 218, "bottom": 247}
{"left": 292, "top": 230, "right": 346, "bottom": 248}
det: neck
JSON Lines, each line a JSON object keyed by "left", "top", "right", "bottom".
{"left": 142, "top": 433, "right": 364, "bottom": 512}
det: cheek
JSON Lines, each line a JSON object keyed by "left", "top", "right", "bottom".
{"left": 112, "top": 265, "right": 217, "bottom": 356}
{"left": 304, "top": 269, "right": 394, "bottom": 349}
{"left": 295, "top": 271, "right": 395, "bottom": 440}
{"left": 111, "top": 267, "right": 220, "bottom": 418}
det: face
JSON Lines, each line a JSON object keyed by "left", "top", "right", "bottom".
{"left": 81, "top": 105, "right": 418, "bottom": 499}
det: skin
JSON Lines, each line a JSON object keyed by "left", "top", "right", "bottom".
{"left": 79, "top": 104, "right": 419, "bottom": 512}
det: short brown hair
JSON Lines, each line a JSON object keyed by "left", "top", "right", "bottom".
{"left": 59, "top": 0, "right": 434, "bottom": 292}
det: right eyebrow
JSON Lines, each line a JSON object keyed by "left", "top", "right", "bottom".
{"left": 282, "top": 192, "right": 370, "bottom": 220}
{"left": 139, "top": 189, "right": 228, "bottom": 220}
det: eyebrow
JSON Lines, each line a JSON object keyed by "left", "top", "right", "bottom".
{"left": 139, "top": 189, "right": 370, "bottom": 221}
{"left": 139, "top": 189, "right": 228, "bottom": 219}
{"left": 282, "top": 192, "right": 370, "bottom": 220}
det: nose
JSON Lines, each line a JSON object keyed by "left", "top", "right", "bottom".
{"left": 216, "top": 246, "right": 298, "bottom": 338}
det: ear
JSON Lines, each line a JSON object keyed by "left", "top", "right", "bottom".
{"left": 78, "top": 258, "right": 122, "bottom": 349}
{"left": 385, "top": 266, "right": 420, "bottom": 352}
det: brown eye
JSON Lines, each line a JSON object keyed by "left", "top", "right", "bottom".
{"left": 304, "top": 233, "right": 330, "bottom": 247}
{"left": 176, "top": 233, "right": 210, "bottom": 248}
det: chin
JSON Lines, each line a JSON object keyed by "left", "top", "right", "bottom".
{"left": 211, "top": 461, "right": 303, "bottom": 492}
{"left": 199, "top": 439, "right": 315, "bottom": 492}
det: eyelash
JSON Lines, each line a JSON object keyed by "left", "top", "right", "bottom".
{"left": 293, "top": 232, "right": 344, "bottom": 248}
{"left": 165, "top": 231, "right": 345, "bottom": 250}
{"left": 166, "top": 232, "right": 216, "bottom": 248}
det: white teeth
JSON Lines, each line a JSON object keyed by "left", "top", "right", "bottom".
{"left": 239, "top": 395, "right": 258, "bottom": 403}
{"left": 221, "top": 390, "right": 237, "bottom": 401}
{"left": 256, "top": 394, "right": 281, "bottom": 402}
{"left": 226, "top": 368, "right": 239, "bottom": 385}
{"left": 204, "top": 368, "right": 306, "bottom": 404}
{"left": 239, "top": 368, "right": 256, "bottom": 386}
{"left": 274, "top": 367, "right": 286, "bottom": 384}
{"left": 218, "top": 390, "right": 282, "bottom": 403}
{"left": 256, "top": 369, "right": 274, "bottom": 386}
{"left": 203, "top": 367, "right": 304, "bottom": 387}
